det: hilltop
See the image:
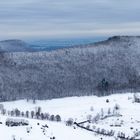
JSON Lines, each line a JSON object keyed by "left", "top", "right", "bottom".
{"left": 0, "top": 36, "right": 140, "bottom": 100}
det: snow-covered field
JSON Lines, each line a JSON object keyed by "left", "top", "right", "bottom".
{"left": 0, "top": 93, "right": 140, "bottom": 140}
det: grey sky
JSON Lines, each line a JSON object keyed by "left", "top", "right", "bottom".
{"left": 0, "top": 0, "right": 140, "bottom": 39}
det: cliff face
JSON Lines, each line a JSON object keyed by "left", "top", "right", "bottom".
{"left": 0, "top": 36, "right": 140, "bottom": 101}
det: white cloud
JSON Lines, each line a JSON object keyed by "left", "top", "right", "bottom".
{"left": 0, "top": 0, "right": 140, "bottom": 39}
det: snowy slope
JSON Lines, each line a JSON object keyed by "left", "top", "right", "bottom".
{"left": 0, "top": 116, "right": 98, "bottom": 140}
{"left": 0, "top": 93, "right": 140, "bottom": 140}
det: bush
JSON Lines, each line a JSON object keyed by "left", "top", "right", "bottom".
{"left": 50, "top": 115, "right": 55, "bottom": 121}
{"left": 86, "top": 124, "right": 90, "bottom": 129}
{"left": 90, "top": 106, "right": 94, "bottom": 111}
{"left": 66, "top": 118, "right": 74, "bottom": 126}
{"left": 21, "top": 112, "right": 24, "bottom": 117}
{"left": 106, "top": 99, "right": 109, "bottom": 103}
{"left": 5, "top": 118, "right": 29, "bottom": 127}
{"left": 55, "top": 115, "right": 61, "bottom": 122}
{"left": 10, "top": 110, "right": 14, "bottom": 116}
{"left": 31, "top": 111, "right": 34, "bottom": 118}
{"left": 134, "top": 93, "right": 140, "bottom": 103}
{"left": 87, "top": 114, "right": 92, "bottom": 121}
{"left": 92, "top": 113, "right": 100, "bottom": 123}
{"left": 1, "top": 108, "right": 6, "bottom": 115}
{"left": 0, "top": 104, "right": 4, "bottom": 111}
{"left": 44, "top": 113, "right": 50, "bottom": 120}
{"left": 114, "top": 104, "right": 120, "bottom": 110}
{"left": 25, "top": 111, "right": 29, "bottom": 118}
{"left": 41, "top": 113, "right": 44, "bottom": 120}
{"left": 15, "top": 108, "right": 20, "bottom": 117}
{"left": 35, "top": 107, "right": 42, "bottom": 119}
{"left": 107, "top": 108, "right": 111, "bottom": 115}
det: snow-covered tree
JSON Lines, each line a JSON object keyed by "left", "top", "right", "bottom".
{"left": 66, "top": 118, "right": 74, "bottom": 126}
{"left": 55, "top": 115, "right": 61, "bottom": 122}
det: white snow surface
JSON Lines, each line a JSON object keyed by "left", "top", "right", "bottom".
{"left": 0, "top": 93, "right": 140, "bottom": 140}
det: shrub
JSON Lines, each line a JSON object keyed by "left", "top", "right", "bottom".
{"left": 86, "top": 124, "right": 90, "bottom": 129}
{"left": 15, "top": 108, "right": 20, "bottom": 117}
{"left": 0, "top": 104, "right": 4, "bottom": 111}
{"left": 5, "top": 118, "right": 29, "bottom": 127}
{"left": 107, "top": 108, "right": 111, "bottom": 115}
{"left": 134, "top": 93, "right": 140, "bottom": 103}
{"left": 87, "top": 114, "right": 92, "bottom": 121}
{"left": 106, "top": 99, "right": 109, "bottom": 103}
{"left": 90, "top": 106, "right": 94, "bottom": 111}
{"left": 41, "top": 113, "right": 44, "bottom": 120}
{"left": 25, "top": 111, "right": 29, "bottom": 118}
{"left": 44, "top": 113, "right": 50, "bottom": 120}
{"left": 1, "top": 108, "right": 6, "bottom": 115}
{"left": 114, "top": 104, "right": 120, "bottom": 110}
{"left": 50, "top": 115, "right": 55, "bottom": 121}
{"left": 66, "top": 118, "right": 74, "bottom": 126}
{"left": 31, "top": 111, "right": 34, "bottom": 118}
{"left": 55, "top": 115, "right": 61, "bottom": 122}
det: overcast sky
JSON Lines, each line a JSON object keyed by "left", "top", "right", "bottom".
{"left": 0, "top": 0, "right": 140, "bottom": 40}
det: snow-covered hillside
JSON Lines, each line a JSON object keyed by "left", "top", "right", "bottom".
{"left": 0, "top": 93, "right": 140, "bottom": 140}
{"left": 1, "top": 36, "right": 140, "bottom": 101}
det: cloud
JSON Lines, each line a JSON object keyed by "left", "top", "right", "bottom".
{"left": 0, "top": 0, "right": 140, "bottom": 39}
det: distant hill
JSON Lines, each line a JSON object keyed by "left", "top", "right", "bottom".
{"left": 0, "top": 39, "right": 35, "bottom": 52}
{"left": 29, "top": 37, "right": 106, "bottom": 51}
{"left": 0, "top": 36, "right": 140, "bottom": 101}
